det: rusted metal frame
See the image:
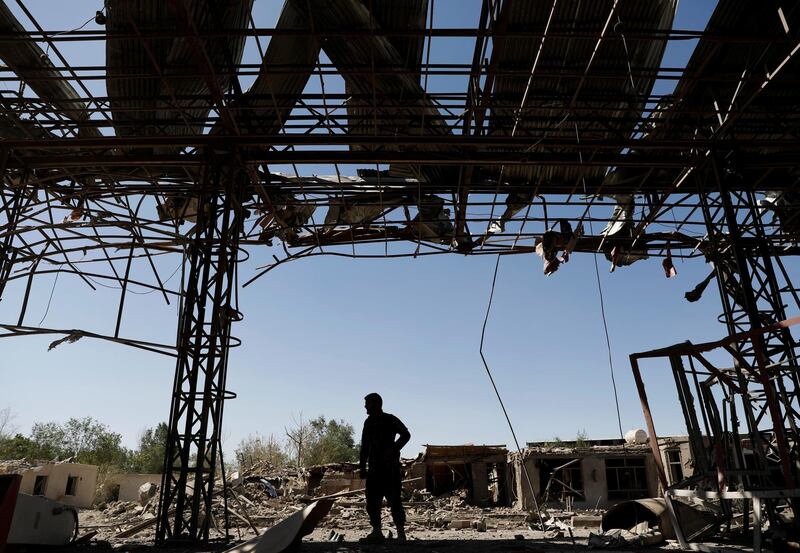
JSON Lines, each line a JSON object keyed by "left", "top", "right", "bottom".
{"left": 701, "top": 220, "right": 779, "bottom": 476}
{"left": 0, "top": 25, "right": 730, "bottom": 42}
{"left": 479, "top": 0, "right": 562, "bottom": 248}
{"left": 689, "top": 351, "right": 745, "bottom": 394}
{"left": 5, "top": 229, "right": 181, "bottom": 264}
{"left": 627, "top": 23, "right": 781, "bottom": 245}
{"left": 751, "top": 331, "right": 798, "bottom": 489}
{"left": 686, "top": 355, "right": 715, "bottom": 440}
{"left": 13, "top": 0, "right": 112, "bottom": 131}
{"left": 123, "top": 14, "right": 205, "bottom": 143}
{"left": 740, "top": 188, "right": 800, "bottom": 425}
{"left": 629, "top": 355, "right": 670, "bottom": 489}
{"left": 706, "top": 161, "right": 799, "bottom": 493}
{"left": 670, "top": 354, "right": 711, "bottom": 477}
{"left": 10, "top": 95, "right": 754, "bottom": 121}
{"left": 0, "top": 323, "right": 177, "bottom": 356}
{"left": 113, "top": 194, "right": 153, "bottom": 338}
{"left": 157, "top": 165, "right": 214, "bottom": 543}
{"left": 0, "top": 147, "right": 21, "bottom": 301}
{"left": 1, "top": 175, "right": 123, "bottom": 297}
{"left": 11, "top": 25, "right": 793, "bottom": 43}
{"left": 120, "top": 195, "right": 172, "bottom": 305}
{"left": 34, "top": 207, "right": 96, "bottom": 291}
{"left": 113, "top": 237, "right": 135, "bottom": 339}
{"left": 170, "top": 0, "right": 287, "bottom": 241}
{"left": 7, "top": 149, "right": 720, "bottom": 169}
{"left": 5, "top": 62, "right": 791, "bottom": 81}
{"left": 713, "top": 380, "right": 751, "bottom": 490}
{"left": 14, "top": 134, "right": 800, "bottom": 150}
{"left": 697, "top": 378, "right": 736, "bottom": 499}
{"left": 7, "top": 265, "right": 181, "bottom": 299}
{"left": 156, "top": 163, "right": 244, "bottom": 543}
{"left": 169, "top": 0, "right": 241, "bottom": 137}
{"left": 453, "top": 0, "right": 503, "bottom": 250}
{"left": 15, "top": 243, "right": 48, "bottom": 326}
{"left": 715, "top": 170, "right": 799, "bottom": 414}
{"left": 190, "top": 168, "right": 243, "bottom": 543}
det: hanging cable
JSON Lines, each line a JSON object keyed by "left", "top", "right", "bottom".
{"left": 573, "top": 123, "right": 626, "bottom": 442}
{"left": 479, "top": 254, "right": 547, "bottom": 526}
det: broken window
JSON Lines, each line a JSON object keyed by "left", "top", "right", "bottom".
{"left": 666, "top": 450, "right": 683, "bottom": 485}
{"left": 33, "top": 475, "right": 48, "bottom": 496}
{"left": 605, "top": 457, "right": 648, "bottom": 500}
{"left": 538, "top": 459, "right": 585, "bottom": 502}
{"left": 65, "top": 476, "right": 78, "bottom": 496}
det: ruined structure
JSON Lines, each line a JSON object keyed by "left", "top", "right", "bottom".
{"left": 414, "top": 445, "right": 510, "bottom": 507}
{"left": 0, "top": 460, "right": 97, "bottom": 509}
{"left": 0, "top": 0, "right": 799, "bottom": 545}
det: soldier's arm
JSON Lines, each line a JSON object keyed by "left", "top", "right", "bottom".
{"left": 394, "top": 416, "right": 411, "bottom": 451}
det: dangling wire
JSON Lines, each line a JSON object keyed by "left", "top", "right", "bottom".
{"left": 479, "top": 255, "right": 547, "bottom": 526}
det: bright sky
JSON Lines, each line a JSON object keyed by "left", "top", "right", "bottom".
{"left": 2, "top": 0, "right": 773, "bottom": 460}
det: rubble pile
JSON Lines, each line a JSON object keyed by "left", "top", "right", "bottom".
{"left": 69, "top": 460, "right": 624, "bottom": 547}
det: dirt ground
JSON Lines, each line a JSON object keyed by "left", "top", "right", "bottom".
{"left": 46, "top": 529, "right": 688, "bottom": 553}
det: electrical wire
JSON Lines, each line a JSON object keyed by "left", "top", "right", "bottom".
{"left": 479, "top": 254, "right": 547, "bottom": 526}
{"left": 573, "top": 123, "right": 627, "bottom": 443}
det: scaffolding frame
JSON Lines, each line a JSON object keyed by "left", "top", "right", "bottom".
{"left": 1, "top": 0, "right": 799, "bottom": 543}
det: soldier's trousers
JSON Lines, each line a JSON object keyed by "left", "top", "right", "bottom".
{"left": 365, "top": 469, "right": 406, "bottom": 529}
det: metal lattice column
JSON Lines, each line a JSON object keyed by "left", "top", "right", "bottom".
{"left": 699, "top": 156, "right": 800, "bottom": 488}
{"left": 156, "top": 166, "right": 244, "bottom": 543}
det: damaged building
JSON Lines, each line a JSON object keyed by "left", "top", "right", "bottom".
{"left": 0, "top": 460, "right": 97, "bottom": 509}
{"left": 410, "top": 445, "right": 511, "bottom": 507}
{"left": 511, "top": 433, "right": 699, "bottom": 511}
{"left": 1, "top": 0, "right": 799, "bottom": 549}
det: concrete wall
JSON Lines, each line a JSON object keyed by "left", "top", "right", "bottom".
{"left": 17, "top": 463, "right": 97, "bottom": 508}
{"left": 513, "top": 453, "right": 661, "bottom": 511}
{"left": 581, "top": 456, "right": 606, "bottom": 506}
{"left": 658, "top": 437, "right": 694, "bottom": 485}
{"left": 113, "top": 474, "right": 161, "bottom": 503}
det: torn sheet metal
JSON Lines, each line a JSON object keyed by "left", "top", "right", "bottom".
{"left": 258, "top": 195, "right": 316, "bottom": 246}
{"left": 488, "top": 192, "right": 536, "bottom": 235}
{"left": 601, "top": 498, "right": 716, "bottom": 542}
{"left": 410, "top": 195, "right": 454, "bottom": 245}
{"left": 606, "top": 246, "right": 649, "bottom": 272}
{"left": 601, "top": 195, "right": 634, "bottom": 237}
{"left": 157, "top": 196, "right": 201, "bottom": 224}
{"left": 760, "top": 190, "right": 800, "bottom": 241}
{"left": 535, "top": 220, "right": 581, "bottom": 275}
{"left": 323, "top": 195, "right": 392, "bottom": 232}
{"left": 224, "top": 499, "right": 333, "bottom": 553}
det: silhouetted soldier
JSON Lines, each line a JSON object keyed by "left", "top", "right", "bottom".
{"left": 359, "top": 393, "right": 411, "bottom": 543}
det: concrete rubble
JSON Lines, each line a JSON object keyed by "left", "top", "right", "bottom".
{"left": 1, "top": 441, "right": 780, "bottom": 550}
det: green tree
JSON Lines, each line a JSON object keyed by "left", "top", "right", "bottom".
{"left": 131, "top": 423, "right": 168, "bottom": 473}
{"left": 26, "top": 417, "right": 131, "bottom": 468}
{"left": 304, "top": 416, "right": 359, "bottom": 466}
{"left": 29, "top": 421, "right": 67, "bottom": 459}
{"left": 0, "top": 433, "right": 36, "bottom": 459}
{"left": 235, "top": 433, "right": 288, "bottom": 470}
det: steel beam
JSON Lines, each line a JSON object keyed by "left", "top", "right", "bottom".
{"left": 155, "top": 164, "right": 244, "bottom": 543}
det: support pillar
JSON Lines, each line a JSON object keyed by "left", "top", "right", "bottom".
{"left": 699, "top": 155, "right": 800, "bottom": 490}
{"left": 156, "top": 165, "right": 245, "bottom": 543}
